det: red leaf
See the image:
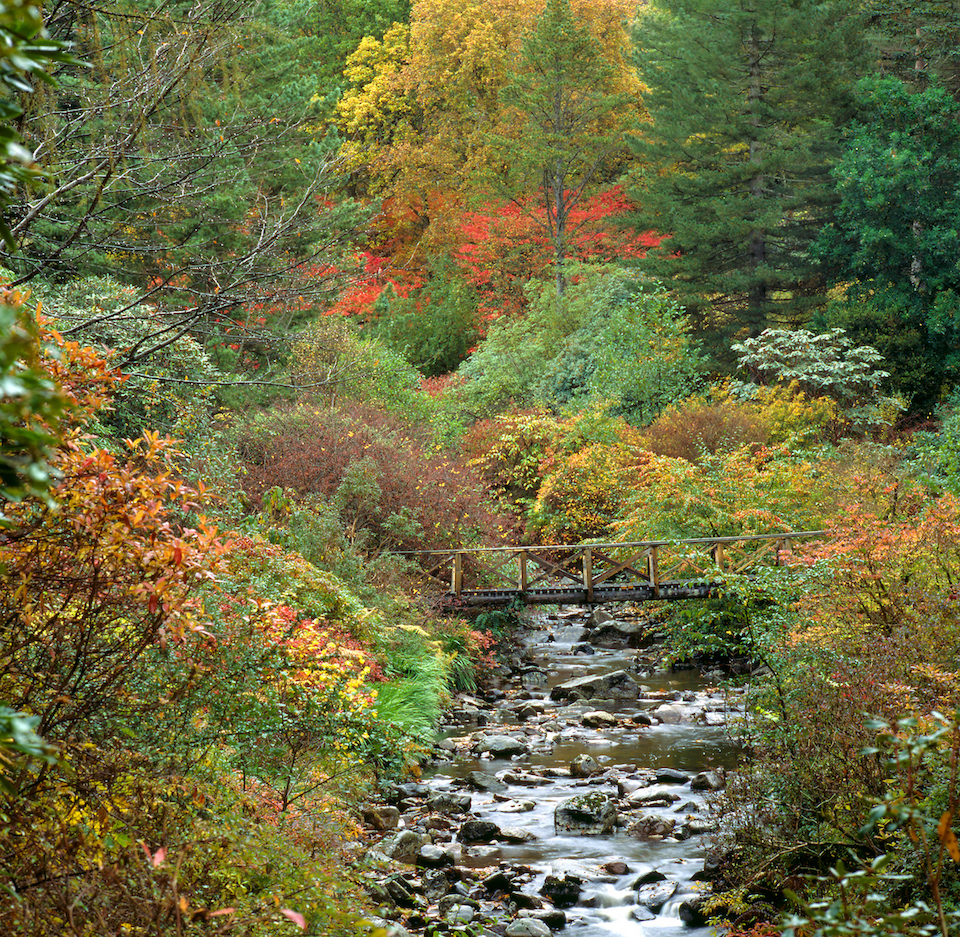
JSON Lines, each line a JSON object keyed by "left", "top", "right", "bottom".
{"left": 280, "top": 908, "right": 307, "bottom": 930}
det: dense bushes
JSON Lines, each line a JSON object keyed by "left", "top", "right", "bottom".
{"left": 239, "top": 400, "right": 508, "bottom": 555}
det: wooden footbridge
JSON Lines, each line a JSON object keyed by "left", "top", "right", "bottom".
{"left": 405, "top": 531, "right": 824, "bottom": 607}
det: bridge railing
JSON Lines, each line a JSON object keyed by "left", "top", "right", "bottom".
{"left": 399, "top": 531, "right": 824, "bottom": 605}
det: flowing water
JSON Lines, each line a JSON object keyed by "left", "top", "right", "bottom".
{"left": 425, "top": 612, "right": 744, "bottom": 937}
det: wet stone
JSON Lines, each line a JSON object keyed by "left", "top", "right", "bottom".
{"left": 654, "top": 704, "right": 685, "bottom": 724}
{"left": 497, "top": 799, "right": 537, "bottom": 813}
{"left": 499, "top": 826, "right": 537, "bottom": 843}
{"left": 459, "top": 819, "right": 502, "bottom": 844}
{"left": 467, "top": 771, "right": 508, "bottom": 793}
{"left": 570, "top": 753, "right": 601, "bottom": 778}
{"left": 550, "top": 669, "right": 639, "bottom": 702}
{"left": 655, "top": 767, "right": 691, "bottom": 784}
{"left": 554, "top": 793, "right": 618, "bottom": 835}
{"left": 691, "top": 769, "right": 725, "bottom": 791}
{"left": 540, "top": 873, "right": 583, "bottom": 908}
{"left": 362, "top": 805, "right": 401, "bottom": 831}
{"left": 421, "top": 868, "right": 454, "bottom": 902}
{"left": 581, "top": 711, "right": 617, "bottom": 729}
{"left": 506, "top": 919, "right": 552, "bottom": 937}
{"left": 625, "top": 789, "right": 680, "bottom": 809}
{"left": 636, "top": 879, "right": 678, "bottom": 910}
{"left": 378, "top": 830, "right": 425, "bottom": 864}
{"left": 476, "top": 735, "right": 530, "bottom": 757}
{"left": 427, "top": 791, "right": 472, "bottom": 814}
{"left": 417, "top": 844, "right": 455, "bottom": 868}
{"left": 628, "top": 815, "right": 677, "bottom": 839}
{"left": 518, "top": 908, "right": 567, "bottom": 929}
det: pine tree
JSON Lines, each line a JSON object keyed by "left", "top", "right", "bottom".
{"left": 628, "top": 0, "right": 867, "bottom": 353}
{"left": 485, "top": 0, "right": 635, "bottom": 296}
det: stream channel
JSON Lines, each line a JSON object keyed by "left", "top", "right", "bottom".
{"left": 381, "top": 606, "right": 745, "bottom": 937}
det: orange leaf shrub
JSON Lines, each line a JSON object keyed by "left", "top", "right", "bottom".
{"left": 640, "top": 384, "right": 835, "bottom": 463}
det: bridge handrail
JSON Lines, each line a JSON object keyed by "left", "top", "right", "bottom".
{"left": 391, "top": 530, "right": 828, "bottom": 556}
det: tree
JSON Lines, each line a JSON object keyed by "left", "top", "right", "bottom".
{"left": 866, "top": 0, "right": 960, "bottom": 98}
{"left": 628, "top": 0, "right": 867, "bottom": 352}
{"left": 5, "top": 0, "right": 364, "bottom": 371}
{"left": 815, "top": 78, "right": 960, "bottom": 412}
{"left": 485, "top": 0, "right": 635, "bottom": 296}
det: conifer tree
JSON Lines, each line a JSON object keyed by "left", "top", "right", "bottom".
{"left": 486, "top": 0, "right": 634, "bottom": 296}
{"left": 628, "top": 0, "right": 867, "bottom": 353}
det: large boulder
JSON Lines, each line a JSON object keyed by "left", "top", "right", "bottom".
{"left": 476, "top": 734, "right": 530, "bottom": 757}
{"left": 459, "top": 819, "right": 502, "bottom": 844}
{"left": 550, "top": 669, "right": 639, "bottom": 702}
{"left": 554, "top": 793, "right": 618, "bottom": 835}
{"left": 506, "top": 920, "right": 552, "bottom": 937}
{"left": 540, "top": 873, "right": 582, "bottom": 908}
{"left": 590, "top": 619, "right": 652, "bottom": 649}
{"left": 377, "top": 830, "right": 426, "bottom": 864}
{"left": 636, "top": 879, "right": 678, "bottom": 911}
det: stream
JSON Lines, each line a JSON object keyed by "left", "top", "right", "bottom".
{"left": 364, "top": 606, "right": 745, "bottom": 937}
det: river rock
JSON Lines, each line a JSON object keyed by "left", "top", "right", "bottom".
{"left": 427, "top": 791, "right": 472, "bottom": 814}
{"left": 691, "top": 769, "right": 725, "bottom": 791}
{"left": 459, "top": 819, "right": 502, "bottom": 843}
{"left": 586, "top": 608, "right": 615, "bottom": 627}
{"left": 516, "top": 700, "right": 548, "bottom": 721}
{"left": 572, "top": 643, "right": 596, "bottom": 655}
{"left": 550, "top": 669, "right": 639, "bottom": 702}
{"left": 476, "top": 734, "right": 530, "bottom": 757}
{"left": 378, "top": 830, "right": 425, "bottom": 863}
{"left": 630, "top": 905, "right": 657, "bottom": 922}
{"left": 498, "top": 799, "right": 537, "bottom": 813}
{"left": 555, "top": 793, "right": 618, "bottom": 835}
{"left": 499, "top": 826, "right": 537, "bottom": 843}
{"left": 518, "top": 908, "right": 568, "bottom": 928}
{"left": 383, "top": 873, "right": 421, "bottom": 908}
{"left": 365, "top": 916, "right": 412, "bottom": 937}
{"left": 636, "top": 879, "right": 678, "bottom": 910}
{"left": 417, "top": 843, "right": 454, "bottom": 868}
{"left": 421, "top": 868, "right": 454, "bottom": 902}
{"left": 570, "top": 753, "right": 601, "bottom": 777}
{"left": 362, "top": 804, "right": 400, "bottom": 831}
{"left": 467, "top": 770, "right": 508, "bottom": 793}
{"left": 540, "top": 873, "right": 582, "bottom": 908}
{"left": 445, "top": 904, "right": 475, "bottom": 925}
{"left": 520, "top": 667, "right": 549, "bottom": 689}
{"left": 654, "top": 703, "right": 684, "bottom": 724}
{"left": 591, "top": 619, "right": 651, "bottom": 649}
{"left": 506, "top": 919, "right": 551, "bottom": 937}
{"left": 628, "top": 815, "right": 676, "bottom": 839}
{"left": 582, "top": 710, "right": 617, "bottom": 729}
{"left": 439, "top": 894, "right": 480, "bottom": 915}
{"left": 679, "top": 897, "right": 710, "bottom": 926}
{"left": 625, "top": 789, "right": 680, "bottom": 809}
{"left": 655, "top": 768, "right": 690, "bottom": 784}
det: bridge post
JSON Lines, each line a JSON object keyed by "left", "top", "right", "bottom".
{"left": 584, "top": 548, "right": 593, "bottom": 603}
{"left": 519, "top": 551, "right": 528, "bottom": 591}
{"left": 649, "top": 546, "right": 660, "bottom": 598}
{"left": 713, "top": 542, "right": 724, "bottom": 571}
{"left": 452, "top": 551, "right": 463, "bottom": 596}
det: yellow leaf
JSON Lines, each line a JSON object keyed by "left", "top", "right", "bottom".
{"left": 939, "top": 811, "right": 960, "bottom": 862}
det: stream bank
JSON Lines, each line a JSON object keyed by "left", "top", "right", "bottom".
{"left": 356, "top": 604, "right": 747, "bottom": 937}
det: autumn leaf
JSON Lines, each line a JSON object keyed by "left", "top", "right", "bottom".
{"left": 280, "top": 908, "right": 307, "bottom": 930}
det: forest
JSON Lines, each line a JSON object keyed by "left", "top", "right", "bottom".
{"left": 1, "top": 0, "right": 960, "bottom": 934}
